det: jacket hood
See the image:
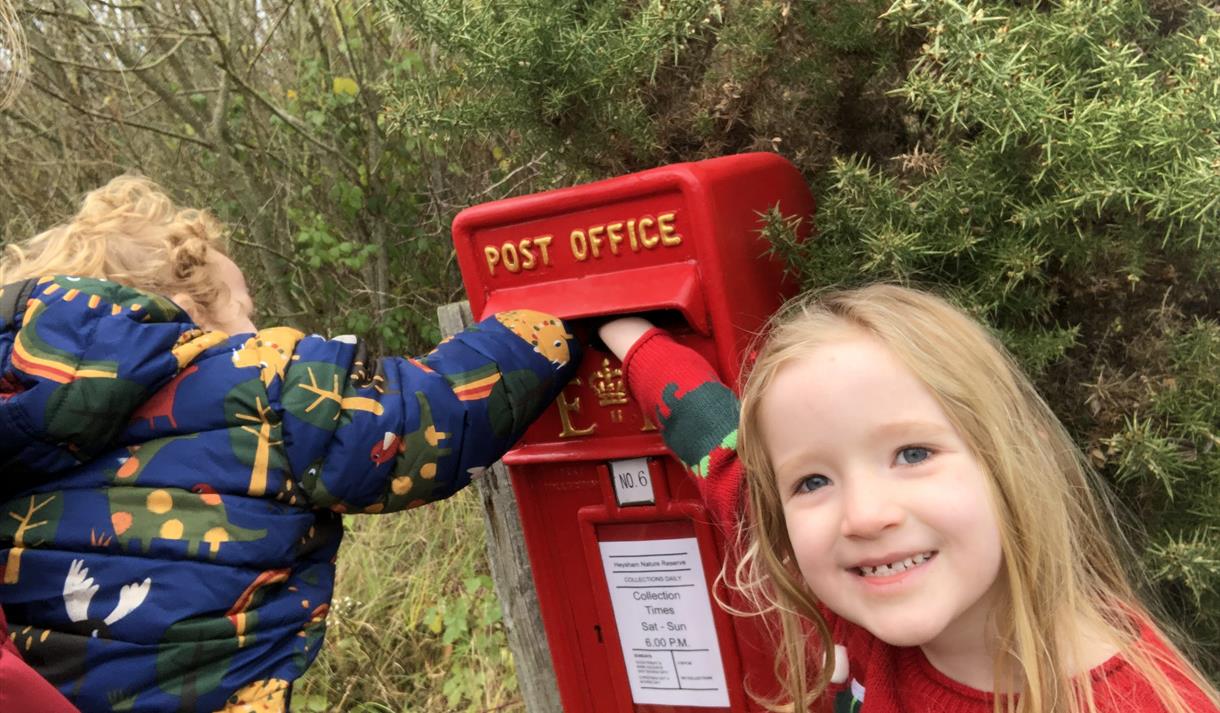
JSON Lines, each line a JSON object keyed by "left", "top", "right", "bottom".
{"left": 0, "top": 276, "right": 195, "bottom": 477}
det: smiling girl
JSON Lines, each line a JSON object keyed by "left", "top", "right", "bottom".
{"left": 599, "top": 285, "right": 1218, "bottom": 713}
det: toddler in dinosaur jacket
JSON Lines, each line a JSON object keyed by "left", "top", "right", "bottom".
{"left": 0, "top": 175, "right": 581, "bottom": 712}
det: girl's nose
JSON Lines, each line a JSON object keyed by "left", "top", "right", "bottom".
{"left": 839, "top": 475, "right": 904, "bottom": 538}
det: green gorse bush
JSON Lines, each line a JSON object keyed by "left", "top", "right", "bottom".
{"left": 386, "top": 0, "right": 1220, "bottom": 682}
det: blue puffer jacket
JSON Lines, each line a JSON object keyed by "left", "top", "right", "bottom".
{"left": 0, "top": 275, "right": 580, "bottom": 712}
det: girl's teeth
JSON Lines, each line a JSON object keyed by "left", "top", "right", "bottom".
{"left": 857, "top": 552, "right": 932, "bottom": 577}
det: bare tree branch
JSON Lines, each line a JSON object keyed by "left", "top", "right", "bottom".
{"left": 29, "top": 78, "right": 215, "bottom": 148}
{"left": 28, "top": 35, "right": 189, "bottom": 74}
{"left": 247, "top": 0, "right": 294, "bottom": 79}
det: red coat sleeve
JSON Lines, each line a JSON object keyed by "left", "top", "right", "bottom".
{"left": 621, "top": 328, "right": 745, "bottom": 528}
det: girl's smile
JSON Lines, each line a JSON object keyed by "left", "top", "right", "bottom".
{"left": 851, "top": 550, "right": 937, "bottom": 582}
{"left": 758, "top": 330, "right": 1005, "bottom": 681}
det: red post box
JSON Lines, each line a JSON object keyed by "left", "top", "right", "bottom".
{"left": 452, "top": 153, "right": 814, "bottom": 712}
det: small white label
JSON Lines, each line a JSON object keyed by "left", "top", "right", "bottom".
{"left": 609, "top": 457, "right": 655, "bottom": 506}
{"left": 598, "top": 537, "right": 730, "bottom": 707}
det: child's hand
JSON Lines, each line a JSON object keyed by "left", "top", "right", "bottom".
{"left": 599, "top": 317, "right": 654, "bottom": 361}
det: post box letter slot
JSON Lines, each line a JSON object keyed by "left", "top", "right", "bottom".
{"left": 479, "top": 262, "right": 710, "bottom": 335}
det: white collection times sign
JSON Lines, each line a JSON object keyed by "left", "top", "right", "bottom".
{"left": 597, "top": 536, "right": 730, "bottom": 707}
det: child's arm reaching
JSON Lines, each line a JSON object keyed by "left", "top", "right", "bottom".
{"left": 283, "top": 310, "right": 582, "bottom": 513}
{"left": 601, "top": 317, "right": 745, "bottom": 527}
{"left": 0, "top": 277, "right": 579, "bottom": 513}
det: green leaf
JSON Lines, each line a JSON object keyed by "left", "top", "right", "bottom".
{"left": 333, "top": 76, "right": 360, "bottom": 96}
{"left": 296, "top": 694, "right": 330, "bottom": 712}
{"left": 425, "top": 606, "right": 443, "bottom": 635}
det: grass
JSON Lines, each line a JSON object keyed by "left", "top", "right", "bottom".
{"left": 292, "top": 488, "right": 521, "bottom": 712}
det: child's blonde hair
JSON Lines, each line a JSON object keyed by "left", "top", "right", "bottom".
{"left": 0, "top": 175, "right": 231, "bottom": 317}
{"left": 734, "top": 284, "right": 1218, "bottom": 713}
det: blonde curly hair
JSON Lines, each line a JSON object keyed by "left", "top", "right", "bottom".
{"left": 0, "top": 175, "right": 232, "bottom": 319}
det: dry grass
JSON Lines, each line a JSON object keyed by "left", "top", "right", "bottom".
{"left": 293, "top": 489, "right": 520, "bottom": 712}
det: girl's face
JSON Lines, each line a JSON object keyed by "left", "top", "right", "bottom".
{"left": 758, "top": 333, "right": 1004, "bottom": 652}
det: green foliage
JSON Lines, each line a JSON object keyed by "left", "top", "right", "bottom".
{"left": 385, "top": 0, "right": 1220, "bottom": 680}
{"left": 799, "top": 0, "right": 1220, "bottom": 661}
{"left": 1147, "top": 530, "right": 1220, "bottom": 610}
{"left": 292, "top": 208, "right": 378, "bottom": 271}
{"left": 423, "top": 575, "right": 512, "bottom": 709}
{"left": 386, "top": 0, "right": 717, "bottom": 170}
{"left": 384, "top": 0, "right": 902, "bottom": 175}
{"left": 1119, "top": 317, "right": 1220, "bottom": 619}
{"left": 294, "top": 493, "right": 519, "bottom": 711}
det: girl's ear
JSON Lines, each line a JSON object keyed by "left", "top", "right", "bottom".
{"left": 171, "top": 291, "right": 207, "bottom": 328}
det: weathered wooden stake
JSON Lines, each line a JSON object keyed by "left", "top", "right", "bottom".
{"left": 437, "top": 301, "right": 563, "bottom": 713}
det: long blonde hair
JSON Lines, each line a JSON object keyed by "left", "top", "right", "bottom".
{"left": 0, "top": 175, "right": 231, "bottom": 316}
{"left": 734, "top": 284, "right": 1219, "bottom": 713}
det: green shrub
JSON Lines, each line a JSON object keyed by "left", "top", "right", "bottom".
{"left": 386, "top": 0, "right": 1220, "bottom": 680}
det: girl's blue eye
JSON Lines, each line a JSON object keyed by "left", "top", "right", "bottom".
{"left": 795, "top": 475, "right": 830, "bottom": 494}
{"left": 895, "top": 447, "right": 931, "bottom": 466}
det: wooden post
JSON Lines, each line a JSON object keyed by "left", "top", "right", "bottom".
{"left": 437, "top": 301, "right": 563, "bottom": 713}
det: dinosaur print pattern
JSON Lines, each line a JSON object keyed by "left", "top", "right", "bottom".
{"left": 657, "top": 381, "right": 739, "bottom": 478}
{"left": 10, "top": 275, "right": 179, "bottom": 384}
{"left": 131, "top": 365, "right": 199, "bottom": 429}
{"left": 12, "top": 296, "right": 118, "bottom": 383}
{"left": 231, "top": 327, "right": 302, "bottom": 387}
{"left": 107, "top": 486, "right": 268, "bottom": 559}
{"left": 109, "top": 436, "right": 196, "bottom": 484}
{"left": 230, "top": 393, "right": 285, "bottom": 498}
{"left": 220, "top": 679, "right": 290, "bottom": 712}
{"left": 171, "top": 329, "right": 230, "bottom": 369}
{"left": 443, "top": 363, "right": 502, "bottom": 401}
{"left": 63, "top": 559, "right": 152, "bottom": 635}
{"left": 0, "top": 275, "right": 580, "bottom": 712}
{"left": 385, "top": 392, "right": 452, "bottom": 508}
{"left": 293, "top": 364, "right": 384, "bottom": 418}
{"left": 14, "top": 558, "right": 151, "bottom": 702}
{"left": 0, "top": 493, "right": 64, "bottom": 585}
{"left": 495, "top": 309, "right": 574, "bottom": 365}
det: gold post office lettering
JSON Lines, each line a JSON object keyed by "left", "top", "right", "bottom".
{"left": 482, "top": 211, "right": 683, "bottom": 276}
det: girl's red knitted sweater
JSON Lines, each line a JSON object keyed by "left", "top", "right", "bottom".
{"left": 621, "top": 328, "right": 1218, "bottom": 713}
